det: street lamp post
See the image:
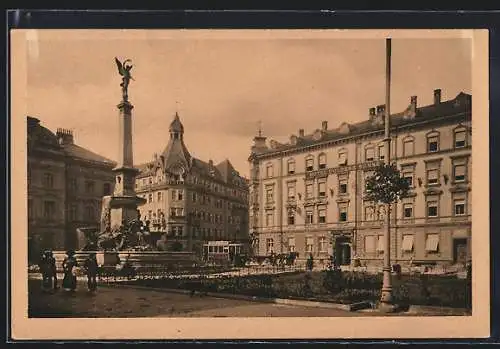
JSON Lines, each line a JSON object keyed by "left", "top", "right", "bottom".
{"left": 380, "top": 38, "right": 394, "bottom": 309}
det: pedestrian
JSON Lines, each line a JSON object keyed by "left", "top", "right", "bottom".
{"left": 62, "top": 250, "right": 78, "bottom": 292}
{"left": 306, "top": 253, "right": 314, "bottom": 272}
{"left": 38, "top": 250, "right": 52, "bottom": 292}
{"left": 84, "top": 252, "right": 98, "bottom": 292}
{"left": 48, "top": 250, "right": 58, "bottom": 290}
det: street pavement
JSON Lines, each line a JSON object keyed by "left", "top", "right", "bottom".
{"left": 28, "top": 278, "right": 399, "bottom": 318}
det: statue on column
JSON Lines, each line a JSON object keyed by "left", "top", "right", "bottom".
{"left": 114, "top": 57, "right": 134, "bottom": 102}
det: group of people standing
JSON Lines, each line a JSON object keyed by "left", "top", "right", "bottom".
{"left": 38, "top": 250, "right": 99, "bottom": 293}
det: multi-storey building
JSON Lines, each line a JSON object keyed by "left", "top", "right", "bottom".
{"left": 249, "top": 89, "right": 472, "bottom": 268}
{"left": 135, "top": 112, "right": 250, "bottom": 255}
{"left": 27, "top": 116, "right": 116, "bottom": 262}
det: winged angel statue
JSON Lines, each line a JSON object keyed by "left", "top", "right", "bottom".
{"left": 115, "top": 57, "right": 134, "bottom": 101}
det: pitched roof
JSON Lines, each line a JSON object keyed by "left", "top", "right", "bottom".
{"left": 62, "top": 143, "right": 116, "bottom": 166}
{"left": 256, "top": 92, "right": 471, "bottom": 156}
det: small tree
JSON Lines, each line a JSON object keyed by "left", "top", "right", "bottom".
{"left": 365, "top": 163, "right": 410, "bottom": 205}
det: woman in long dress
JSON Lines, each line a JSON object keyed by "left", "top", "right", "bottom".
{"left": 62, "top": 250, "right": 78, "bottom": 292}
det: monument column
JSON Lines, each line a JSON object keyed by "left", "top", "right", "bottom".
{"left": 106, "top": 57, "right": 146, "bottom": 230}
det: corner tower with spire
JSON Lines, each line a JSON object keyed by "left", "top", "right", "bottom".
{"left": 134, "top": 111, "right": 250, "bottom": 256}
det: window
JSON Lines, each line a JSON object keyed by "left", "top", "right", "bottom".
{"left": 365, "top": 146, "right": 375, "bottom": 161}
{"left": 339, "top": 204, "right": 348, "bottom": 222}
{"left": 376, "top": 235, "right": 384, "bottom": 253}
{"left": 318, "top": 207, "right": 327, "bottom": 224}
{"left": 266, "top": 187, "right": 274, "bottom": 203}
{"left": 287, "top": 211, "right": 295, "bottom": 225}
{"left": 402, "top": 169, "right": 414, "bottom": 187}
{"left": 338, "top": 151, "right": 347, "bottom": 166}
{"left": 266, "top": 212, "right": 274, "bottom": 227}
{"left": 454, "top": 199, "right": 466, "bottom": 216}
{"left": 455, "top": 129, "right": 467, "bottom": 148}
{"left": 266, "top": 238, "right": 274, "bottom": 254}
{"left": 364, "top": 236, "right": 376, "bottom": 253}
{"left": 154, "top": 192, "right": 161, "bottom": 202}
{"left": 453, "top": 163, "right": 466, "bottom": 182}
{"left": 178, "top": 190, "right": 183, "bottom": 200}
{"left": 266, "top": 164, "right": 274, "bottom": 178}
{"left": 84, "top": 206, "right": 95, "bottom": 221}
{"left": 288, "top": 237, "right": 295, "bottom": 252}
{"left": 43, "top": 173, "right": 54, "bottom": 188}
{"left": 306, "top": 157, "right": 314, "bottom": 172}
{"left": 171, "top": 190, "right": 177, "bottom": 200}
{"left": 426, "top": 161, "right": 441, "bottom": 186}
{"left": 318, "top": 180, "right": 326, "bottom": 197}
{"left": 85, "top": 180, "right": 95, "bottom": 194}
{"left": 306, "top": 210, "right": 313, "bottom": 224}
{"left": 378, "top": 144, "right": 385, "bottom": 160}
{"left": 401, "top": 235, "right": 414, "bottom": 253}
{"left": 148, "top": 194, "right": 153, "bottom": 203}
{"left": 305, "top": 237, "right": 314, "bottom": 253}
{"left": 364, "top": 205, "right": 374, "bottom": 221}
{"left": 43, "top": 201, "right": 55, "bottom": 219}
{"left": 69, "top": 178, "right": 78, "bottom": 192}
{"left": 427, "top": 133, "right": 440, "bottom": 153}
{"left": 287, "top": 182, "right": 296, "bottom": 200}
{"left": 192, "top": 192, "right": 197, "bottom": 203}
{"left": 427, "top": 200, "right": 438, "bottom": 217}
{"left": 425, "top": 234, "right": 440, "bottom": 253}
{"left": 103, "top": 183, "right": 111, "bottom": 196}
{"left": 339, "top": 179, "right": 348, "bottom": 194}
{"left": 403, "top": 203, "right": 413, "bottom": 218}
{"left": 287, "top": 159, "right": 295, "bottom": 174}
{"left": 319, "top": 237, "right": 327, "bottom": 252}
{"left": 305, "top": 182, "right": 314, "bottom": 199}
{"left": 69, "top": 204, "right": 77, "bottom": 221}
{"left": 318, "top": 153, "right": 327, "bottom": 169}
{"left": 403, "top": 138, "right": 414, "bottom": 157}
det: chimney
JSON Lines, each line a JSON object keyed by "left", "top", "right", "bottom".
{"left": 369, "top": 107, "right": 376, "bottom": 118}
{"left": 56, "top": 128, "right": 74, "bottom": 145}
{"left": 299, "top": 129, "right": 305, "bottom": 137}
{"left": 376, "top": 104, "right": 386, "bottom": 116}
{"left": 321, "top": 121, "right": 328, "bottom": 131}
{"left": 434, "top": 89, "right": 441, "bottom": 105}
{"left": 410, "top": 95, "right": 417, "bottom": 110}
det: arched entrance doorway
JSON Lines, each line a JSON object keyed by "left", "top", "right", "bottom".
{"left": 334, "top": 236, "right": 351, "bottom": 266}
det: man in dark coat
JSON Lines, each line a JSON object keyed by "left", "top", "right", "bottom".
{"left": 84, "top": 252, "right": 98, "bottom": 291}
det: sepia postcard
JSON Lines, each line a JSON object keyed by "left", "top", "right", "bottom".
{"left": 10, "top": 28, "right": 489, "bottom": 340}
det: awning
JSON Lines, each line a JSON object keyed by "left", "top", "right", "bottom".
{"left": 401, "top": 235, "right": 414, "bottom": 252}
{"left": 425, "top": 234, "right": 440, "bottom": 252}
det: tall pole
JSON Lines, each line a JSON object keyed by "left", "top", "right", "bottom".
{"left": 380, "top": 38, "right": 393, "bottom": 306}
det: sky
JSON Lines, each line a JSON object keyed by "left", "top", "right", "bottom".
{"left": 24, "top": 30, "right": 472, "bottom": 178}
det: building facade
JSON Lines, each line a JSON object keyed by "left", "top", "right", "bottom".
{"left": 135, "top": 112, "right": 250, "bottom": 255}
{"left": 249, "top": 90, "right": 472, "bottom": 268}
{"left": 27, "top": 116, "right": 116, "bottom": 262}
